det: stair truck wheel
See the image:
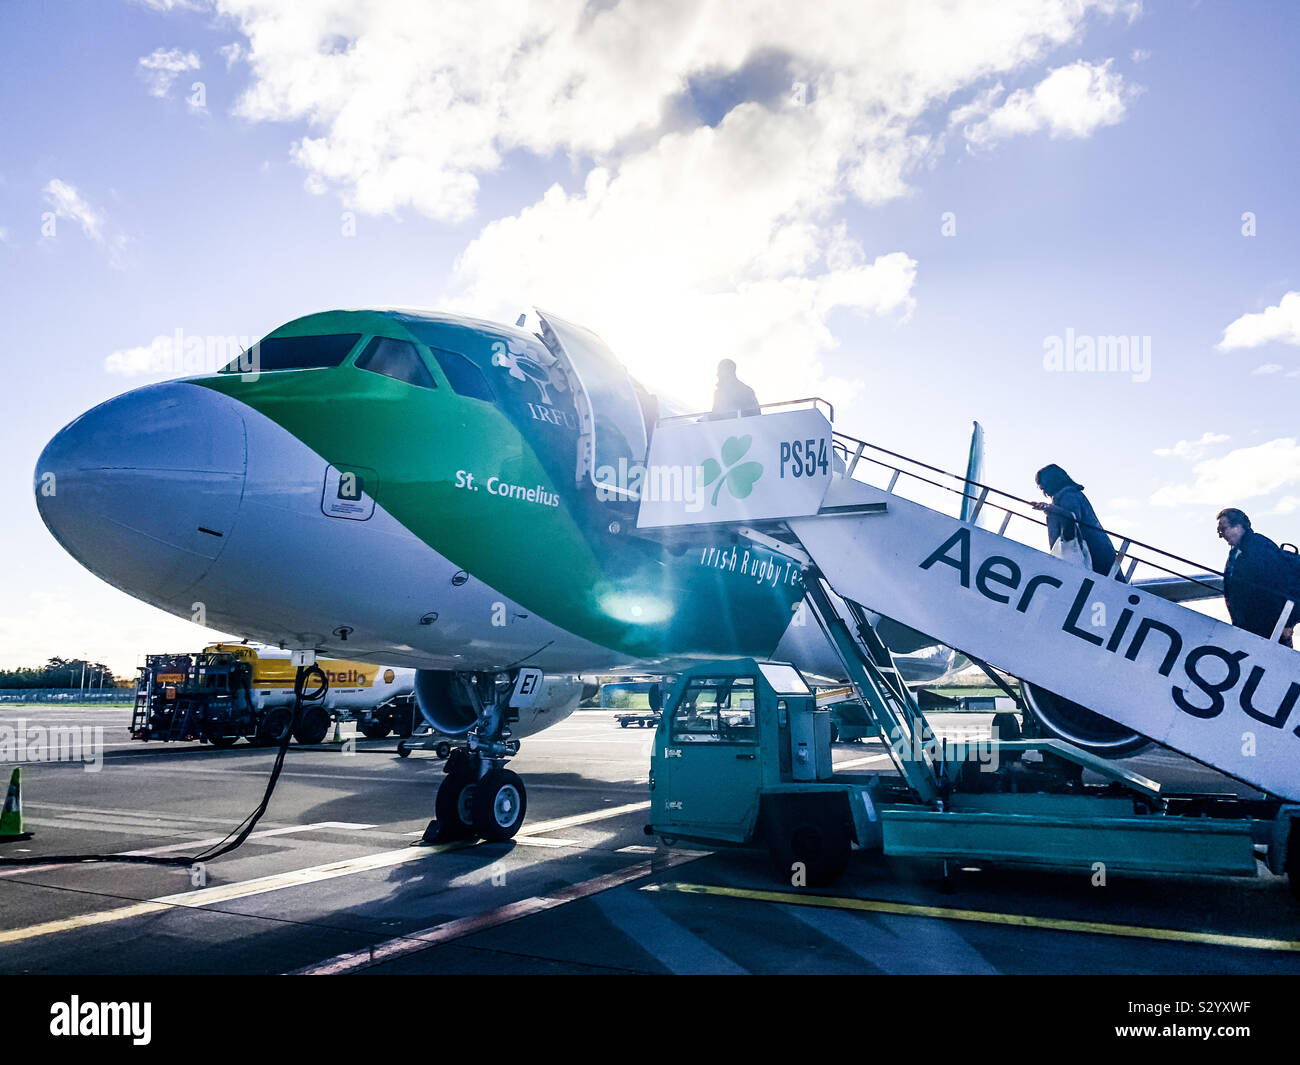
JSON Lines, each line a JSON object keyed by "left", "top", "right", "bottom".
{"left": 292, "top": 704, "right": 330, "bottom": 746}
{"left": 472, "top": 768, "right": 528, "bottom": 842}
{"left": 763, "top": 796, "right": 851, "bottom": 888}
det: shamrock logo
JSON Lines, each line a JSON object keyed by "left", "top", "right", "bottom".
{"left": 491, "top": 340, "right": 568, "bottom": 405}
{"left": 701, "top": 435, "right": 763, "bottom": 505}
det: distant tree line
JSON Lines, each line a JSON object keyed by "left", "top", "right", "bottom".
{"left": 0, "top": 657, "right": 129, "bottom": 689}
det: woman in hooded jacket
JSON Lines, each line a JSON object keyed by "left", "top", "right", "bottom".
{"left": 1031, "top": 464, "right": 1117, "bottom": 577}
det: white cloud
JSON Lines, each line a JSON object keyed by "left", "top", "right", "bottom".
{"left": 960, "top": 59, "right": 1132, "bottom": 147}
{"left": 215, "top": 0, "right": 1134, "bottom": 220}
{"left": 1252, "top": 363, "right": 1285, "bottom": 375}
{"left": 138, "top": 47, "right": 201, "bottom": 98}
{"left": 1150, "top": 438, "right": 1300, "bottom": 508}
{"left": 42, "top": 179, "right": 105, "bottom": 242}
{"left": 218, "top": 41, "right": 245, "bottom": 69}
{"left": 132, "top": 0, "right": 207, "bottom": 10}
{"left": 208, "top": 0, "right": 1136, "bottom": 400}
{"left": 1272, "top": 495, "right": 1300, "bottom": 516}
{"left": 1153, "top": 431, "right": 1229, "bottom": 460}
{"left": 1218, "top": 291, "right": 1300, "bottom": 351}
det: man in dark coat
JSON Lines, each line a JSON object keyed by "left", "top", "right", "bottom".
{"left": 711, "top": 359, "right": 760, "bottom": 419}
{"left": 1218, "top": 508, "right": 1299, "bottom": 646}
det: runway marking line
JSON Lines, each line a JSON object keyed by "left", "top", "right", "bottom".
{"left": 292, "top": 851, "right": 704, "bottom": 974}
{"left": 643, "top": 882, "right": 1300, "bottom": 953}
{"left": 0, "top": 803, "right": 651, "bottom": 946}
{"left": 0, "top": 821, "right": 377, "bottom": 879}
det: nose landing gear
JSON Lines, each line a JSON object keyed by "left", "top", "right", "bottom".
{"left": 422, "top": 671, "right": 534, "bottom": 845}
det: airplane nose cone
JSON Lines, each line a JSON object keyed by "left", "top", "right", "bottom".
{"left": 35, "top": 381, "right": 247, "bottom": 601}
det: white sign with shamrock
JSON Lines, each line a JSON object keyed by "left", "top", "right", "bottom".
{"left": 636, "top": 408, "right": 834, "bottom": 528}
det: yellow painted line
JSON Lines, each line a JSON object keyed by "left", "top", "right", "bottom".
{"left": 0, "top": 840, "right": 472, "bottom": 947}
{"left": 0, "top": 902, "right": 174, "bottom": 946}
{"left": 642, "top": 883, "right": 1300, "bottom": 954}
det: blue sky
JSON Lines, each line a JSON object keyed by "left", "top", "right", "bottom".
{"left": 3, "top": 0, "right": 1299, "bottom": 675}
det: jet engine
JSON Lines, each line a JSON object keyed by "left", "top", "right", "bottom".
{"left": 1021, "top": 683, "right": 1150, "bottom": 758}
{"left": 413, "top": 669, "right": 585, "bottom": 739}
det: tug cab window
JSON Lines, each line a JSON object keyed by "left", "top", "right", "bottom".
{"left": 354, "top": 336, "right": 437, "bottom": 389}
{"left": 670, "top": 677, "right": 757, "bottom": 744}
{"left": 221, "top": 334, "right": 361, "bottom": 373}
{"left": 430, "top": 347, "right": 495, "bottom": 402}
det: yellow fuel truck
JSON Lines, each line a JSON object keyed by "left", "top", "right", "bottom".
{"left": 132, "top": 643, "right": 417, "bottom": 746}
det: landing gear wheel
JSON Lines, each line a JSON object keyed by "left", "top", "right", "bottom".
{"left": 292, "top": 704, "right": 330, "bottom": 746}
{"left": 397, "top": 742, "right": 411, "bottom": 758}
{"left": 431, "top": 766, "right": 478, "bottom": 841}
{"left": 209, "top": 735, "right": 239, "bottom": 748}
{"left": 764, "top": 810, "right": 850, "bottom": 888}
{"left": 359, "top": 720, "right": 391, "bottom": 740}
{"left": 472, "top": 768, "right": 527, "bottom": 842}
{"left": 256, "top": 707, "right": 293, "bottom": 746}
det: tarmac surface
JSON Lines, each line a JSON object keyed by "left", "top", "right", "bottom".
{"left": 1, "top": 706, "right": 1298, "bottom": 975}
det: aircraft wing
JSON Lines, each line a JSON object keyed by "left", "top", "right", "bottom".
{"left": 1131, "top": 573, "right": 1224, "bottom": 603}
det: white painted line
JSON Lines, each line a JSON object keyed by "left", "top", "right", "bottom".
{"left": 0, "top": 822, "right": 380, "bottom": 878}
{"left": 292, "top": 852, "right": 704, "bottom": 975}
{"left": 511, "top": 835, "right": 582, "bottom": 848}
{"left": 0, "top": 804, "right": 649, "bottom": 944}
{"left": 833, "top": 754, "right": 896, "bottom": 770}
{"left": 0, "top": 839, "right": 474, "bottom": 946}
{"left": 617, "top": 845, "right": 659, "bottom": 855}
{"left": 521, "top": 801, "right": 650, "bottom": 835}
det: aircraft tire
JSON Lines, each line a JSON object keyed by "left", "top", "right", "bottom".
{"left": 471, "top": 768, "right": 527, "bottom": 842}
{"left": 433, "top": 768, "right": 478, "bottom": 841}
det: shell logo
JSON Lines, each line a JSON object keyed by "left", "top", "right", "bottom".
{"left": 383, "top": 668, "right": 395, "bottom": 684}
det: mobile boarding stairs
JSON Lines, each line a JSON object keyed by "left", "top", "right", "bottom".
{"left": 637, "top": 402, "right": 1300, "bottom": 889}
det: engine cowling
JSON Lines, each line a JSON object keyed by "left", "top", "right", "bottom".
{"left": 1021, "top": 683, "right": 1150, "bottom": 758}
{"left": 413, "top": 670, "right": 585, "bottom": 739}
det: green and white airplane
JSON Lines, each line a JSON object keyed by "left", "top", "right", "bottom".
{"left": 34, "top": 308, "right": 960, "bottom": 841}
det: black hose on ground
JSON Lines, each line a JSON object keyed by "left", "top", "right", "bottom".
{"left": 0, "top": 663, "right": 329, "bottom": 868}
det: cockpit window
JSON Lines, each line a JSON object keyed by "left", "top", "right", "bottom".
{"left": 221, "top": 334, "right": 361, "bottom": 373}
{"left": 354, "top": 336, "right": 437, "bottom": 389}
{"left": 429, "top": 347, "right": 495, "bottom": 402}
